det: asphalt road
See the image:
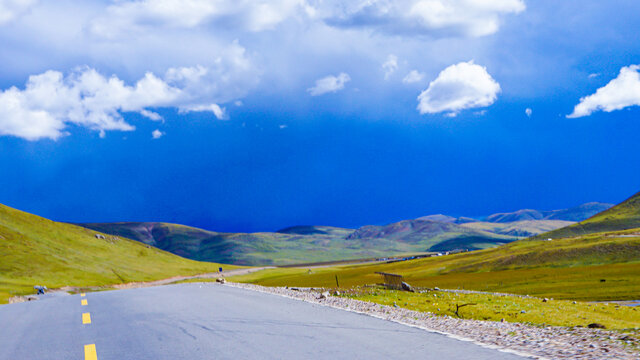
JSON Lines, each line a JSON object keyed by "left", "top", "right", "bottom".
{"left": 0, "top": 283, "right": 526, "bottom": 360}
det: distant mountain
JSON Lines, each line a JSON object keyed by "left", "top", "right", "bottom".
{"left": 276, "top": 225, "right": 353, "bottom": 236}
{"left": 484, "top": 202, "right": 613, "bottom": 223}
{"left": 81, "top": 219, "right": 518, "bottom": 266}
{"left": 346, "top": 219, "right": 516, "bottom": 252}
{"left": 541, "top": 192, "right": 640, "bottom": 239}
{"left": 80, "top": 201, "right": 616, "bottom": 266}
{"left": 462, "top": 220, "right": 575, "bottom": 238}
{"left": 416, "top": 214, "right": 477, "bottom": 224}
{"left": 416, "top": 214, "right": 458, "bottom": 223}
{"left": 346, "top": 219, "right": 500, "bottom": 242}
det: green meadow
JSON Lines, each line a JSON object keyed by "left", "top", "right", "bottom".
{"left": 230, "top": 228, "right": 640, "bottom": 330}
{"left": 343, "top": 288, "right": 640, "bottom": 330}
{"left": 0, "top": 204, "right": 237, "bottom": 304}
{"left": 231, "top": 229, "right": 640, "bottom": 300}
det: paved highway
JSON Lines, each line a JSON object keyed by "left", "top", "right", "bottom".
{"left": 0, "top": 283, "right": 526, "bottom": 359}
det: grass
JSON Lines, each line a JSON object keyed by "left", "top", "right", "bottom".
{"left": 341, "top": 287, "right": 640, "bottom": 330}
{"left": 81, "top": 221, "right": 519, "bottom": 266}
{"left": 0, "top": 204, "right": 239, "bottom": 304}
{"left": 230, "top": 229, "right": 640, "bottom": 301}
{"left": 541, "top": 191, "right": 640, "bottom": 239}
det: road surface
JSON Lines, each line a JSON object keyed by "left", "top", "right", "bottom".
{"left": 0, "top": 283, "right": 526, "bottom": 359}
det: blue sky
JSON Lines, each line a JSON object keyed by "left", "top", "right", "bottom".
{"left": 1, "top": 0, "right": 639, "bottom": 232}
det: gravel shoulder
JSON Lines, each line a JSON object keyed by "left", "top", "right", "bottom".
{"left": 228, "top": 282, "right": 639, "bottom": 360}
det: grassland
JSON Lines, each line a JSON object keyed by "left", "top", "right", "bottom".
{"left": 462, "top": 220, "right": 575, "bottom": 237}
{"left": 342, "top": 288, "right": 640, "bottom": 330}
{"left": 541, "top": 191, "right": 640, "bottom": 239}
{"left": 230, "top": 229, "right": 640, "bottom": 301}
{"left": 0, "top": 204, "right": 238, "bottom": 304}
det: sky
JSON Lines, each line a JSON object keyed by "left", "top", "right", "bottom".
{"left": 1, "top": 0, "right": 640, "bottom": 232}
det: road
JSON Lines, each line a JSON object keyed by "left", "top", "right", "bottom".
{"left": 0, "top": 283, "right": 526, "bottom": 360}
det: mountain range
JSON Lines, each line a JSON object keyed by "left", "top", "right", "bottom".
{"left": 80, "top": 202, "right": 612, "bottom": 266}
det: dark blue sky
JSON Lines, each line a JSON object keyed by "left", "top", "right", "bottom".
{"left": 1, "top": 0, "right": 639, "bottom": 232}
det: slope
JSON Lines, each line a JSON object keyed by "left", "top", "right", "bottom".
{"left": 462, "top": 220, "right": 575, "bottom": 237}
{"left": 232, "top": 227, "right": 640, "bottom": 300}
{"left": 0, "top": 204, "right": 234, "bottom": 304}
{"left": 484, "top": 202, "right": 613, "bottom": 223}
{"left": 81, "top": 220, "right": 518, "bottom": 266}
{"left": 541, "top": 192, "right": 640, "bottom": 239}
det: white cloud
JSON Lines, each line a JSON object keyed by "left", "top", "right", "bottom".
{"left": 382, "top": 54, "right": 398, "bottom": 80}
{"left": 0, "top": 0, "right": 526, "bottom": 141}
{"left": 307, "top": 73, "right": 351, "bottom": 96}
{"left": 151, "top": 129, "right": 164, "bottom": 139}
{"left": 417, "top": 61, "right": 500, "bottom": 115}
{"left": 91, "top": 0, "right": 305, "bottom": 37}
{"left": 568, "top": 65, "right": 640, "bottom": 118}
{"left": 180, "top": 104, "right": 228, "bottom": 120}
{"left": 403, "top": 70, "right": 425, "bottom": 84}
{"left": 323, "top": 0, "right": 525, "bottom": 37}
{"left": 0, "top": 0, "right": 37, "bottom": 25}
{"left": 0, "top": 66, "right": 244, "bottom": 140}
{"left": 525, "top": 108, "right": 532, "bottom": 117}
{"left": 588, "top": 73, "right": 600, "bottom": 79}
{"left": 140, "top": 109, "right": 163, "bottom": 121}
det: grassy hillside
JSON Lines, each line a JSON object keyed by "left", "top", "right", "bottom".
{"left": 483, "top": 202, "right": 612, "bottom": 223}
{"left": 231, "top": 228, "right": 640, "bottom": 301}
{"left": 540, "top": 192, "right": 640, "bottom": 239}
{"left": 81, "top": 221, "right": 518, "bottom": 266}
{"left": 0, "top": 204, "right": 236, "bottom": 304}
{"left": 462, "top": 220, "right": 575, "bottom": 237}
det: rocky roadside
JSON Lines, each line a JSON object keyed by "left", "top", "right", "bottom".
{"left": 228, "top": 282, "right": 639, "bottom": 360}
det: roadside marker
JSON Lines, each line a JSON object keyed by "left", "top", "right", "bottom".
{"left": 82, "top": 312, "right": 91, "bottom": 324}
{"left": 81, "top": 293, "right": 86, "bottom": 297}
{"left": 84, "top": 344, "right": 97, "bottom": 360}
{"left": 81, "top": 299, "right": 88, "bottom": 306}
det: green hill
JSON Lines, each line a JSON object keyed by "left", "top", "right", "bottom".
{"left": 232, "top": 227, "right": 640, "bottom": 300}
{"left": 540, "top": 191, "right": 640, "bottom": 239}
{"left": 0, "top": 204, "right": 234, "bottom": 304}
{"left": 462, "top": 220, "right": 575, "bottom": 237}
{"left": 81, "top": 220, "right": 518, "bottom": 266}
{"left": 231, "top": 191, "right": 640, "bottom": 301}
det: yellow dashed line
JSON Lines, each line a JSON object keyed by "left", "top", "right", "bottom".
{"left": 81, "top": 299, "right": 88, "bottom": 306}
{"left": 81, "top": 293, "right": 86, "bottom": 297}
{"left": 84, "top": 344, "right": 97, "bottom": 360}
{"left": 82, "top": 312, "right": 91, "bottom": 324}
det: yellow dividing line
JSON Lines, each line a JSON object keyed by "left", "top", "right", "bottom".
{"left": 81, "top": 293, "right": 86, "bottom": 297}
{"left": 82, "top": 312, "right": 91, "bottom": 324}
{"left": 84, "top": 344, "right": 97, "bottom": 360}
{"left": 81, "top": 299, "right": 88, "bottom": 306}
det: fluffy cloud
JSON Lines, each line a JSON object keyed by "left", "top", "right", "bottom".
{"left": 0, "top": 67, "right": 235, "bottom": 140}
{"left": 0, "top": 0, "right": 37, "bottom": 25}
{"left": 417, "top": 61, "right": 500, "bottom": 115}
{"left": 382, "top": 55, "right": 398, "bottom": 80}
{"left": 151, "top": 129, "right": 164, "bottom": 139}
{"left": 323, "top": 0, "right": 525, "bottom": 37}
{"left": 307, "top": 73, "right": 351, "bottom": 96}
{"left": 403, "top": 70, "right": 425, "bottom": 84}
{"left": 0, "top": 0, "right": 527, "bottom": 140}
{"left": 90, "top": 0, "right": 306, "bottom": 37}
{"left": 568, "top": 65, "right": 640, "bottom": 118}
{"left": 140, "top": 110, "right": 163, "bottom": 121}
{"left": 179, "top": 104, "right": 228, "bottom": 120}
{"left": 90, "top": 0, "right": 524, "bottom": 39}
